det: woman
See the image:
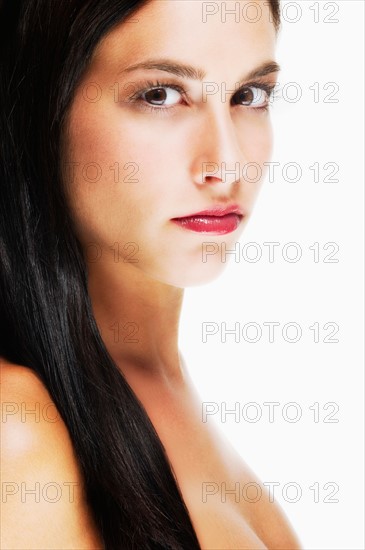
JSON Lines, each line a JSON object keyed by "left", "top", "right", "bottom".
{"left": 0, "top": 0, "right": 302, "bottom": 548}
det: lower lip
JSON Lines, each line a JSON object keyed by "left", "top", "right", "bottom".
{"left": 171, "top": 214, "right": 243, "bottom": 235}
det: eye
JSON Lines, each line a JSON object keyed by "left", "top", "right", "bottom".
{"left": 126, "top": 79, "right": 275, "bottom": 115}
{"left": 233, "top": 84, "right": 274, "bottom": 110}
{"left": 142, "top": 86, "right": 182, "bottom": 107}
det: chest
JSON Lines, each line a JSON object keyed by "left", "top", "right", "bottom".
{"left": 141, "top": 387, "right": 269, "bottom": 549}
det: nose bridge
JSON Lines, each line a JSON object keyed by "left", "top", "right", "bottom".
{"left": 193, "top": 101, "right": 244, "bottom": 186}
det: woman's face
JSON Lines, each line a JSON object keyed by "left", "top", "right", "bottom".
{"left": 62, "top": 0, "right": 278, "bottom": 287}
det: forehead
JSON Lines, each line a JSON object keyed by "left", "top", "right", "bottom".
{"left": 90, "top": 0, "right": 276, "bottom": 80}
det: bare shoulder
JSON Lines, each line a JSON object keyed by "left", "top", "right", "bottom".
{"left": 0, "top": 357, "right": 103, "bottom": 549}
{"left": 0, "top": 358, "right": 71, "bottom": 460}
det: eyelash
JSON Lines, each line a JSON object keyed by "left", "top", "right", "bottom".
{"left": 127, "top": 79, "right": 276, "bottom": 115}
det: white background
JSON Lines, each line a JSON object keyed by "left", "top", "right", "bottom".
{"left": 179, "top": 2, "right": 364, "bottom": 549}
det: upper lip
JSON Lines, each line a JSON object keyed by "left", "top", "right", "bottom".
{"left": 173, "top": 204, "right": 244, "bottom": 219}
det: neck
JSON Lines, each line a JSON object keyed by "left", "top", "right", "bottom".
{"left": 86, "top": 256, "right": 187, "bottom": 390}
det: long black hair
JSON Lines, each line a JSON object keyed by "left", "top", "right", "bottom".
{"left": 0, "top": 1, "right": 281, "bottom": 548}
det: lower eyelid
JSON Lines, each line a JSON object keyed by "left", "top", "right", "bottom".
{"left": 135, "top": 103, "right": 270, "bottom": 116}
{"left": 131, "top": 100, "right": 181, "bottom": 115}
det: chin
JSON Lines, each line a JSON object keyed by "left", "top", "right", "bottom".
{"left": 150, "top": 261, "right": 229, "bottom": 289}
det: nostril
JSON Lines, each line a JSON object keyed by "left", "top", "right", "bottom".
{"left": 205, "top": 175, "right": 221, "bottom": 183}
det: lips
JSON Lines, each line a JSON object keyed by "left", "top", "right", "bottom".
{"left": 171, "top": 204, "right": 244, "bottom": 235}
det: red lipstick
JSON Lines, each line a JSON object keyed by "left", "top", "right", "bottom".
{"left": 171, "top": 204, "right": 244, "bottom": 235}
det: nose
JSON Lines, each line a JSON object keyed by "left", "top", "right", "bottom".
{"left": 191, "top": 106, "right": 245, "bottom": 192}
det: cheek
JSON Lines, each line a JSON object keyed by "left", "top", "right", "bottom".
{"left": 231, "top": 116, "right": 273, "bottom": 201}
{"left": 66, "top": 96, "right": 184, "bottom": 188}
{"left": 62, "top": 104, "right": 182, "bottom": 248}
{"left": 237, "top": 114, "right": 274, "bottom": 166}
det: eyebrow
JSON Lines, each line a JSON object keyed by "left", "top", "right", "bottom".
{"left": 120, "top": 58, "right": 281, "bottom": 84}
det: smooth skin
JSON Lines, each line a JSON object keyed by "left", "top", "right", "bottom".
{"left": 1, "top": 1, "right": 302, "bottom": 548}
